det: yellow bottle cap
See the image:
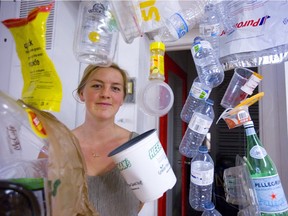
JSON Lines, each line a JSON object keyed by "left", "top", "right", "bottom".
{"left": 235, "top": 92, "right": 265, "bottom": 108}
{"left": 150, "top": 41, "right": 165, "bottom": 51}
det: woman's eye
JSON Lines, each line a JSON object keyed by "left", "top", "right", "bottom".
{"left": 92, "top": 84, "right": 101, "bottom": 89}
{"left": 112, "top": 86, "right": 121, "bottom": 92}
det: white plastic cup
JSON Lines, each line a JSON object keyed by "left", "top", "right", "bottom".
{"left": 108, "top": 129, "right": 177, "bottom": 202}
{"left": 220, "top": 68, "right": 253, "bottom": 109}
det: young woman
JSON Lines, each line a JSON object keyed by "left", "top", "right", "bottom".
{"left": 72, "top": 64, "right": 142, "bottom": 215}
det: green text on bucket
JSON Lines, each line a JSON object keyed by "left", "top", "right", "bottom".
{"left": 149, "top": 141, "right": 162, "bottom": 160}
{"left": 117, "top": 158, "right": 132, "bottom": 171}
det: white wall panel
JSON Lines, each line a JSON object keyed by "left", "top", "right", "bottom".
{"left": 0, "top": 1, "right": 17, "bottom": 94}
{"left": 259, "top": 62, "right": 288, "bottom": 194}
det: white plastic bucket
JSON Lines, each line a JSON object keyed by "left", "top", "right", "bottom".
{"left": 108, "top": 129, "right": 177, "bottom": 202}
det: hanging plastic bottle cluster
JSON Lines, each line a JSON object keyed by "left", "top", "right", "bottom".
{"left": 73, "top": 1, "right": 118, "bottom": 66}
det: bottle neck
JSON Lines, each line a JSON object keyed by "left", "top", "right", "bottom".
{"left": 244, "top": 123, "right": 264, "bottom": 148}
{"left": 244, "top": 125, "right": 256, "bottom": 136}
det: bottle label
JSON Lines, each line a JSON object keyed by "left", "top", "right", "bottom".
{"left": 191, "top": 40, "right": 213, "bottom": 56}
{"left": 150, "top": 55, "right": 164, "bottom": 76}
{"left": 190, "top": 161, "right": 214, "bottom": 186}
{"left": 245, "top": 127, "right": 256, "bottom": 136}
{"left": 252, "top": 175, "right": 288, "bottom": 213}
{"left": 241, "top": 73, "right": 262, "bottom": 95}
{"left": 188, "top": 114, "right": 213, "bottom": 135}
{"left": 169, "top": 13, "right": 188, "bottom": 39}
{"left": 190, "top": 84, "right": 210, "bottom": 100}
{"left": 26, "top": 108, "right": 47, "bottom": 139}
{"left": 199, "top": 23, "right": 220, "bottom": 37}
{"left": 250, "top": 145, "right": 267, "bottom": 159}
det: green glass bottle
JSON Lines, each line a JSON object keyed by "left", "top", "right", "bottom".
{"left": 244, "top": 121, "right": 288, "bottom": 215}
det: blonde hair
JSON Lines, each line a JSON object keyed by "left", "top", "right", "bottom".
{"left": 76, "top": 63, "right": 129, "bottom": 99}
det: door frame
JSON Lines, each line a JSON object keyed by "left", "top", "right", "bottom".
{"left": 158, "top": 54, "right": 188, "bottom": 216}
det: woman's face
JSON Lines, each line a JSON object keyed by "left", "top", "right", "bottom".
{"left": 79, "top": 67, "right": 125, "bottom": 121}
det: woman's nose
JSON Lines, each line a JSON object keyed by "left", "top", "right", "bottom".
{"left": 100, "top": 86, "right": 111, "bottom": 98}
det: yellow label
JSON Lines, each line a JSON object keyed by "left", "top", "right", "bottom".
{"left": 140, "top": 0, "right": 160, "bottom": 22}
{"left": 88, "top": 31, "right": 100, "bottom": 43}
{"left": 150, "top": 55, "right": 164, "bottom": 76}
{"left": 26, "top": 108, "right": 47, "bottom": 138}
{"left": 235, "top": 92, "right": 265, "bottom": 108}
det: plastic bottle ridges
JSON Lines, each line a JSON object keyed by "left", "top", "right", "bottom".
{"left": 179, "top": 99, "right": 214, "bottom": 158}
{"left": 191, "top": 36, "right": 224, "bottom": 88}
{"left": 180, "top": 77, "right": 211, "bottom": 123}
{"left": 199, "top": 4, "right": 221, "bottom": 58}
{"left": 189, "top": 146, "right": 214, "bottom": 211}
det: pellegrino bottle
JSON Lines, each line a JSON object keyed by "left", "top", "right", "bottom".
{"left": 244, "top": 121, "right": 288, "bottom": 215}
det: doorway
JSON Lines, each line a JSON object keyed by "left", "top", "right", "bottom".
{"left": 163, "top": 50, "right": 260, "bottom": 216}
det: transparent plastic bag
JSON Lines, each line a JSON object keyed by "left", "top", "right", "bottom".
{"left": 223, "top": 155, "right": 261, "bottom": 216}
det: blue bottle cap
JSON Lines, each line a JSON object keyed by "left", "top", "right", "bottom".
{"left": 193, "top": 36, "right": 203, "bottom": 43}
{"left": 198, "top": 145, "right": 208, "bottom": 153}
{"left": 204, "top": 201, "right": 215, "bottom": 210}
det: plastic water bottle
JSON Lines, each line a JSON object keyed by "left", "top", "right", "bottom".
{"left": 201, "top": 202, "right": 222, "bottom": 216}
{"left": 73, "top": 1, "right": 119, "bottom": 66}
{"left": 214, "top": 1, "right": 236, "bottom": 36}
{"left": 110, "top": 1, "right": 142, "bottom": 44}
{"left": 157, "top": 1, "right": 207, "bottom": 42}
{"left": 199, "top": 4, "right": 221, "bottom": 58}
{"left": 179, "top": 99, "right": 214, "bottom": 158}
{"left": 180, "top": 77, "right": 211, "bottom": 123}
{"left": 191, "top": 36, "right": 224, "bottom": 88}
{"left": 189, "top": 146, "right": 214, "bottom": 211}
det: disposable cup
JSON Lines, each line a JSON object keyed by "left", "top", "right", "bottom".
{"left": 108, "top": 129, "right": 177, "bottom": 202}
{"left": 221, "top": 68, "right": 254, "bottom": 109}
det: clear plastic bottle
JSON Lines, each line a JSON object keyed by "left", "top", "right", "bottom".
{"left": 180, "top": 77, "right": 211, "bottom": 123}
{"left": 73, "top": 1, "right": 119, "bottom": 66}
{"left": 191, "top": 36, "right": 225, "bottom": 88}
{"left": 189, "top": 145, "right": 214, "bottom": 211}
{"left": 157, "top": 1, "right": 207, "bottom": 42}
{"left": 179, "top": 99, "right": 214, "bottom": 158}
{"left": 199, "top": 4, "right": 221, "bottom": 58}
{"left": 201, "top": 201, "right": 222, "bottom": 216}
{"left": 109, "top": 1, "right": 142, "bottom": 44}
{"left": 214, "top": 1, "right": 236, "bottom": 36}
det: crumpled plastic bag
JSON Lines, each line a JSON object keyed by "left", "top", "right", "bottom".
{"left": 219, "top": 1, "right": 288, "bottom": 70}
